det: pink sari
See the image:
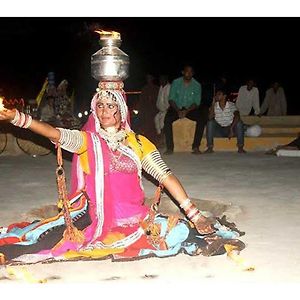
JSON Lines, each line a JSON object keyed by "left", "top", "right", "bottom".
{"left": 50, "top": 111, "right": 148, "bottom": 255}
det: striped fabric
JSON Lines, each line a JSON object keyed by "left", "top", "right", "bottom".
{"left": 214, "top": 101, "right": 237, "bottom": 127}
{"left": 57, "top": 128, "right": 84, "bottom": 153}
{"left": 83, "top": 227, "right": 144, "bottom": 250}
{"left": 142, "top": 150, "right": 172, "bottom": 183}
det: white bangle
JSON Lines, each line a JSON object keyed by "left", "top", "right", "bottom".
{"left": 23, "top": 114, "right": 33, "bottom": 128}
{"left": 10, "top": 109, "right": 20, "bottom": 125}
{"left": 180, "top": 198, "right": 191, "bottom": 209}
{"left": 10, "top": 109, "right": 32, "bottom": 128}
{"left": 187, "top": 208, "right": 199, "bottom": 219}
{"left": 190, "top": 213, "right": 201, "bottom": 223}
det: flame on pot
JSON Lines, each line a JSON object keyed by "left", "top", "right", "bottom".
{"left": 95, "top": 30, "right": 120, "bottom": 40}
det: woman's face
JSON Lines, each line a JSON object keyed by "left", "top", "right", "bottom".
{"left": 96, "top": 96, "right": 121, "bottom": 129}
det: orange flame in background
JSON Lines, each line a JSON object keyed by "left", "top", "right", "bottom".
{"left": 94, "top": 30, "right": 120, "bottom": 39}
{"left": 0, "top": 97, "right": 4, "bottom": 111}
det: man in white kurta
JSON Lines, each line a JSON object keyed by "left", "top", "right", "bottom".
{"left": 236, "top": 80, "right": 260, "bottom": 116}
{"left": 260, "top": 82, "right": 287, "bottom": 116}
{"left": 154, "top": 75, "right": 171, "bottom": 135}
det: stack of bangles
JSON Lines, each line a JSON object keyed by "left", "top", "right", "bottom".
{"left": 180, "top": 198, "right": 202, "bottom": 224}
{"left": 10, "top": 109, "right": 32, "bottom": 129}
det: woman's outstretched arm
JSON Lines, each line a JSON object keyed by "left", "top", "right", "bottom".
{"left": 139, "top": 139, "right": 215, "bottom": 234}
{"left": 0, "top": 108, "right": 60, "bottom": 142}
{"left": 0, "top": 108, "right": 84, "bottom": 153}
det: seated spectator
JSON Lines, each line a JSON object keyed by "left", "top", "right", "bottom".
{"left": 260, "top": 81, "right": 287, "bottom": 116}
{"left": 236, "top": 79, "right": 260, "bottom": 116}
{"left": 205, "top": 88, "right": 246, "bottom": 154}
{"left": 164, "top": 65, "right": 207, "bottom": 155}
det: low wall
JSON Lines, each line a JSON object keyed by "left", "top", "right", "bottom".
{"left": 172, "top": 116, "right": 299, "bottom": 152}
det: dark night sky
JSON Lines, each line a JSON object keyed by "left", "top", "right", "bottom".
{"left": 0, "top": 17, "right": 300, "bottom": 114}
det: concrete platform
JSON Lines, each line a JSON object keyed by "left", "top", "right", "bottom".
{"left": 260, "top": 125, "right": 300, "bottom": 135}
{"left": 242, "top": 115, "right": 300, "bottom": 126}
{"left": 173, "top": 116, "right": 300, "bottom": 152}
{"left": 1, "top": 116, "right": 300, "bottom": 155}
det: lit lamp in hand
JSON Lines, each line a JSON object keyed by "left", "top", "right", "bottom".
{"left": 0, "top": 97, "right": 5, "bottom": 111}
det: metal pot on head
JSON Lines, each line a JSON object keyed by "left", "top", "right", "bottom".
{"left": 91, "top": 30, "right": 130, "bottom": 82}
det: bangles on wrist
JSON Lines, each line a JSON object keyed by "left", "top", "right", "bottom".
{"left": 10, "top": 109, "right": 32, "bottom": 129}
{"left": 180, "top": 198, "right": 202, "bottom": 223}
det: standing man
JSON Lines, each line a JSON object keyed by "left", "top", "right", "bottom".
{"left": 138, "top": 74, "right": 160, "bottom": 143}
{"left": 236, "top": 79, "right": 260, "bottom": 116}
{"left": 154, "top": 75, "right": 171, "bottom": 145}
{"left": 205, "top": 88, "right": 246, "bottom": 154}
{"left": 164, "top": 65, "right": 207, "bottom": 155}
{"left": 260, "top": 81, "right": 287, "bottom": 116}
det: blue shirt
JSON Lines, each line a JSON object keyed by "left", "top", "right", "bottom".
{"left": 169, "top": 77, "right": 201, "bottom": 109}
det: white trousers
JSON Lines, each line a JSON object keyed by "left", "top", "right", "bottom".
{"left": 154, "top": 111, "right": 167, "bottom": 134}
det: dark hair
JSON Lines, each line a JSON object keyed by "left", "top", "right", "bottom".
{"left": 215, "top": 87, "right": 228, "bottom": 96}
{"left": 219, "top": 72, "right": 229, "bottom": 79}
{"left": 159, "top": 74, "right": 169, "bottom": 80}
{"left": 182, "top": 64, "right": 194, "bottom": 72}
{"left": 271, "top": 80, "right": 280, "bottom": 85}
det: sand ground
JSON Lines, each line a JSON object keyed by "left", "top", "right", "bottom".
{"left": 0, "top": 152, "right": 299, "bottom": 285}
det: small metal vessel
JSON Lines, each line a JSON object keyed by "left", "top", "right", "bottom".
{"left": 91, "top": 31, "right": 130, "bottom": 81}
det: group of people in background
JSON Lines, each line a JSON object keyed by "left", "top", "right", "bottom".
{"left": 36, "top": 72, "right": 81, "bottom": 129}
{"left": 236, "top": 79, "right": 287, "bottom": 117}
{"left": 39, "top": 72, "right": 72, "bottom": 123}
{"left": 137, "top": 65, "right": 288, "bottom": 154}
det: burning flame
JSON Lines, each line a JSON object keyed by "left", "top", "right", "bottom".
{"left": 0, "top": 97, "right": 5, "bottom": 111}
{"left": 95, "top": 30, "right": 120, "bottom": 39}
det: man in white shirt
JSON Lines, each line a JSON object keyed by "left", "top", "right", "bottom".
{"left": 260, "top": 82, "right": 287, "bottom": 116}
{"left": 154, "top": 75, "right": 171, "bottom": 135}
{"left": 205, "top": 88, "right": 246, "bottom": 153}
{"left": 236, "top": 79, "right": 260, "bottom": 116}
